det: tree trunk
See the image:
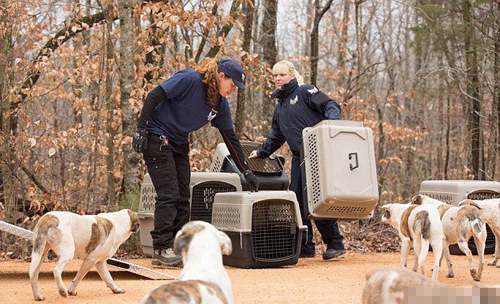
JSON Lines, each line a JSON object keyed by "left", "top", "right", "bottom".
{"left": 310, "top": 0, "right": 333, "bottom": 86}
{"left": 235, "top": 0, "right": 254, "bottom": 137}
{"left": 261, "top": 0, "right": 278, "bottom": 133}
{"left": 104, "top": 3, "right": 117, "bottom": 208}
{"left": 493, "top": 1, "right": 500, "bottom": 180}
{"left": 462, "top": 0, "right": 481, "bottom": 180}
{"left": 119, "top": 0, "right": 141, "bottom": 198}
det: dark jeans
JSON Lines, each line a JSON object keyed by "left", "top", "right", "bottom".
{"left": 290, "top": 155, "right": 345, "bottom": 252}
{"left": 143, "top": 134, "right": 190, "bottom": 250}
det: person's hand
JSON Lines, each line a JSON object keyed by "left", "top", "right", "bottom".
{"left": 243, "top": 170, "right": 259, "bottom": 192}
{"left": 132, "top": 129, "right": 148, "bottom": 152}
{"left": 249, "top": 150, "right": 259, "bottom": 159}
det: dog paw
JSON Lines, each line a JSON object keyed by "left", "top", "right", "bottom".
{"left": 488, "top": 260, "right": 497, "bottom": 266}
{"left": 447, "top": 274, "right": 454, "bottom": 278}
{"left": 470, "top": 269, "right": 477, "bottom": 279}
{"left": 112, "top": 287, "right": 125, "bottom": 294}
{"left": 58, "top": 289, "right": 68, "bottom": 298}
{"left": 34, "top": 295, "right": 45, "bottom": 301}
{"left": 68, "top": 290, "right": 77, "bottom": 296}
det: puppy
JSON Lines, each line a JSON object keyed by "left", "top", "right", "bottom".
{"left": 459, "top": 198, "right": 500, "bottom": 267}
{"left": 29, "top": 209, "right": 140, "bottom": 301}
{"left": 413, "top": 195, "right": 486, "bottom": 281}
{"left": 141, "top": 221, "right": 233, "bottom": 304}
{"left": 362, "top": 268, "right": 445, "bottom": 304}
{"left": 380, "top": 202, "right": 444, "bottom": 281}
{"left": 363, "top": 269, "right": 500, "bottom": 304}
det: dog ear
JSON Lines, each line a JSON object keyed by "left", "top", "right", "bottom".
{"left": 217, "top": 230, "right": 232, "bottom": 255}
{"left": 173, "top": 230, "right": 189, "bottom": 255}
{"left": 411, "top": 195, "right": 422, "bottom": 205}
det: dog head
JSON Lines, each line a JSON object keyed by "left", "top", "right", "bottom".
{"left": 379, "top": 205, "right": 393, "bottom": 224}
{"left": 411, "top": 195, "right": 423, "bottom": 205}
{"left": 126, "top": 210, "right": 140, "bottom": 233}
{"left": 173, "top": 221, "right": 232, "bottom": 256}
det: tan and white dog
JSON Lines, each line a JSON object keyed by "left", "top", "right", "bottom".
{"left": 141, "top": 221, "right": 233, "bottom": 304}
{"left": 363, "top": 268, "right": 500, "bottom": 304}
{"left": 380, "top": 203, "right": 444, "bottom": 281}
{"left": 413, "top": 195, "right": 486, "bottom": 281}
{"left": 362, "top": 268, "right": 445, "bottom": 304}
{"left": 459, "top": 198, "right": 500, "bottom": 267}
{"left": 29, "top": 209, "right": 140, "bottom": 301}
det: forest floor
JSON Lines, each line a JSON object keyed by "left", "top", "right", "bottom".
{"left": 1, "top": 252, "right": 500, "bottom": 304}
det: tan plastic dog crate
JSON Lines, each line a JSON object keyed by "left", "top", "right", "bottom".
{"left": 419, "top": 180, "right": 500, "bottom": 255}
{"left": 302, "top": 120, "right": 379, "bottom": 220}
{"left": 210, "top": 142, "right": 289, "bottom": 191}
{"left": 212, "top": 191, "right": 307, "bottom": 268}
{"left": 189, "top": 172, "right": 242, "bottom": 223}
{"left": 138, "top": 172, "right": 242, "bottom": 256}
{"left": 138, "top": 173, "right": 156, "bottom": 256}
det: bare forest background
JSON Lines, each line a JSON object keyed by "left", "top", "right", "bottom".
{"left": 0, "top": 0, "right": 499, "bottom": 255}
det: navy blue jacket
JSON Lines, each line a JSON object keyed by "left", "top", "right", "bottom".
{"left": 257, "top": 78, "right": 341, "bottom": 157}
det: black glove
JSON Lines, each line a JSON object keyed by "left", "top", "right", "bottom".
{"left": 132, "top": 129, "right": 148, "bottom": 152}
{"left": 243, "top": 170, "right": 259, "bottom": 192}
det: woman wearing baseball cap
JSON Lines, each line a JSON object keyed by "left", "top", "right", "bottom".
{"left": 132, "top": 58, "right": 259, "bottom": 267}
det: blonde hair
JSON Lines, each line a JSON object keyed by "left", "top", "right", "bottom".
{"left": 194, "top": 58, "right": 219, "bottom": 105}
{"left": 272, "top": 60, "right": 304, "bottom": 86}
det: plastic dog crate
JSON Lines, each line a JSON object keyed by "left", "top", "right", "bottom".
{"left": 212, "top": 191, "right": 307, "bottom": 268}
{"left": 138, "top": 173, "right": 156, "bottom": 256}
{"left": 419, "top": 180, "right": 500, "bottom": 255}
{"left": 302, "top": 120, "right": 379, "bottom": 220}
{"left": 190, "top": 172, "right": 242, "bottom": 223}
{"left": 209, "top": 142, "right": 289, "bottom": 191}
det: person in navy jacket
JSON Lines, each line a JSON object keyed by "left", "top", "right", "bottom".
{"left": 133, "top": 58, "right": 259, "bottom": 266}
{"left": 250, "top": 60, "right": 345, "bottom": 260}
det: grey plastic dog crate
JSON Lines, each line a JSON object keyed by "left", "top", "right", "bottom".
{"left": 212, "top": 191, "right": 307, "bottom": 268}
{"left": 190, "top": 172, "right": 242, "bottom": 223}
{"left": 302, "top": 120, "right": 379, "bottom": 220}
{"left": 137, "top": 172, "right": 242, "bottom": 255}
{"left": 138, "top": 173, "right": 156, "bottom": 256}
{"left": 210, "top": 142, "right": 289, "bottom": 191}
{"left": 419, "top": 180, "right": 500, "bottom": 255}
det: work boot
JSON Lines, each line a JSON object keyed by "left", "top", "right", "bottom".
{"left": 322, "top": 248, "right": 346, "bottom": 261}
{"left": 152, "top": 248, "right": 182, "bottom": 267}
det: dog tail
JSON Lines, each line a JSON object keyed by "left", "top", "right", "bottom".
{"left": 413, "top": 210, "right": 431, "bottom": 240}
{"left": 463, "top": 207, "right": 484, "bottom": 236}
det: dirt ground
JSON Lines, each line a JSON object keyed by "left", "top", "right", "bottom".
{"left": 1, "top": 252, "right": 500, "bottom": 304}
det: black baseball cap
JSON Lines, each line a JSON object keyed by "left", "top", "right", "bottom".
{"left": 218, "top": 59, "right": 246, "bottom": 89}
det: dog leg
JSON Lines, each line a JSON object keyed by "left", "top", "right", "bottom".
{"left": 30, "top": 246, "right": 49, "bottom": 301}
{"left": 473, "top": 234, "right": 486, "bottom": 282}
{"left": 490, "top": 231, "right": 500, "bottom": 267}
{"left": 401, "top": 239, "right": 411, "bottom": 269}
{"left": 457, "top": 240, "right": 477, "bottom": 280}
{"left": 443, "top": 242, "right": 454, "bottom": 278}
{"left": 412, "top": 239, "right": 421, "bottom": 273}
{"left": 68, "top": 258, "right": 97, "bottom": 296}
{"left": 429, "top": 238, "right": 441, "bottom": 282}
{"left": 95, "top": 261, "right": 125, "bottom": 294}
{"left": 52, "top": 242, "right": 74, "bottom": 297}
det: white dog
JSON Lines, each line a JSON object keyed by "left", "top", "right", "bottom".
{"left": 142, "top": 221, "right": 233, "bottom": 304}
{"left": 29, "top": 209, "right": 140, "bottom": 301}
{"left": 413, "top": 195, "right": 486, "bottom": 281}
{"left": 459, "top": 198, "right": 500, "bottom": 267}
{"left": 380, "top": 202, "right": 444, "bottom": 281}
{"left": 363, "top": 268, "right": 500, "bottom": 304}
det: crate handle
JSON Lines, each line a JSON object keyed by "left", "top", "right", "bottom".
{"left": 349, "top": 152, "right": 359, "bottom": 170}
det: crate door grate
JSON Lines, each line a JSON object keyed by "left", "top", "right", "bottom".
{"left": 191, "top": 182, "right": 237, "bottom": 223}
{"left": 466, "top": 191, "right": 500, "bottom": 252}
{"left": 241, "top": 142, "right": 282, "bottom": 174}
{"left": 251, "top": 200, "right": 297, "bottom": 262}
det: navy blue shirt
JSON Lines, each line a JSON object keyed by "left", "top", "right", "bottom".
{"left": 147, "top": 69, "right": 234, "bottom": 144}
{"left": 258, "top": 78, "right": 341, "bottom": 157}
